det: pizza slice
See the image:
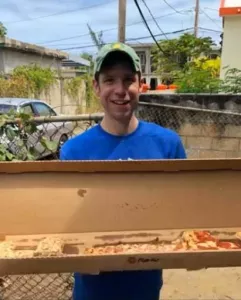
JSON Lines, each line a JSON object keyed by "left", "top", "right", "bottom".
{"left": 33, "top": 237, "right": 64, "bottom": 257}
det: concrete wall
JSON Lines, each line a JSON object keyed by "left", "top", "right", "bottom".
{"left": 179, "top": 123, "right": 241, "bottom": 159}
{"left": 0, "top": 49, "right": 62, "bottom": 73}
{"left": 139, "top": 93, "right": 241, "bottom": 159}
{"left": 39, "top": 76, "right": 86, "bottom": 115}
{"left": 220, "top": 16, "right": 241, "bottom": 78}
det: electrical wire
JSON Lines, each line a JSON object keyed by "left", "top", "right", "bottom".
{"left": 45, "top": 28, "right": 193, "bottom": 47}
{"left": 141, "top": 0, "right": 168, "bottom": 39}
{"left": 162, "top": 0, "right": 188, "bottom": 15}
{"left": 199, "top": 27, "right": 221, "bottom": 33}
{"left": 59, "top": 27, "right": 194, "bottom": 50}
{"left": 4, "top": 0, "right": 116, "bottom": 24}
{"left": 200, "top": 9, "right": 222, "bottom": 29}
{"left": 133, "top": 0, "right": 169, "bottom": 57}
{"left": 37, "top": 10, "right": 192, "bottom": 45}
{"left": 203, "top": 7, "right": 218, "bottom": 11}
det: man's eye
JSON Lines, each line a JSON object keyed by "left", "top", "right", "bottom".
{"left": 105, "top": 78, "right": 114, "bottom": 83}
{"left": 125, "top": 78, "right": 134, "bottom": 83}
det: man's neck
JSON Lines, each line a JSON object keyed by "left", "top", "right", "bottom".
{"left": 100, "top": 115, "right": 139, "bottom": 136}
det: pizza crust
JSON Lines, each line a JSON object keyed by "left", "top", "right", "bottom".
{"left": 33, "top": 237, "right": 64, "bottom": 257}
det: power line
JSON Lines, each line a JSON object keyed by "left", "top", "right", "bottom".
{"left": 59, "top": 27, "right": 194, "bottom": 50}
{"left": 141, "top": 0, "right": 168, "bottom": 39}
{"left": 203, "top": 7, "right": 218, "bottom": 11}
{"left": 4, "top": 0, "right": 116, "bottom": 25}
{"left": 133, "top": 0, "right": 169, "bottom": 57}
{"left": 162, "top": 0, "right": 189, "bottom": 15}
{"left": 56, "top": 26, "right": 219, "bottom": 50}
{"left": 200, "top": 9, "right": 222, "bottom": 29}
{"left": 36, "top": 10, "right": 192, "bottom": 45}
{"left": 199, "top": 27, "right": 221, "bottom": 33}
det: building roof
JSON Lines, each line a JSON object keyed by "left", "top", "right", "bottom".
{"left": 0, "top": 37, "right": 68, "bottom": 59}
{"left": 127, "top": 43, "right": 154, "bottom": 49}
{"left": 219, "top": 0, "right": 241, "bottom": 16}
{"left": 62, "top": 54, "right": 90, "bottom": 67}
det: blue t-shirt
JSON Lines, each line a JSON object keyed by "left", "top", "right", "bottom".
{"left": 60, "top": 120, "right": 186, "bottom": 300}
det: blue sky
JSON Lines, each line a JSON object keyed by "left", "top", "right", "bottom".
{"left": 0, "top": 0, "right": 221, "bottom": 55}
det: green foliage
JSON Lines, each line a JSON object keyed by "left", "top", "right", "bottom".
{"left": 64, "top": 73, "right": 101, "bottom": 113}
{"left": 80, "top": 52, "right": 94, "bottom": 71}
{"left": 81, "top": 73, "right": 100, "bottom": 111}
{"left": 220, "top": 67, "right": 241, "bottom": 94}
{"left": 173, "top": 63, "right": 241, "bottom": 94}
{"left": 174, "top": 67, "right": 221, "bottom": 93}
{"left": 0, "top": 110, "right": 57, "bottom": 161}
{"left": 12, "top": 64, "right": 56, "bottom": 97}
{"left": 151, "top": 33, "right": 215, "bottom": 75}
{"left": 64, "top": 76, "right": 83, "bottom": 101}
{"left": 0, "top": 22, "right": 7, "bottom": 37}
{"left": 0, "top": 75, "right": 31, "bottom": 98}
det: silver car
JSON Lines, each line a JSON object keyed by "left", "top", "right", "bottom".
{"left": 0, "top": 98, "right": 73, "bottom": 159}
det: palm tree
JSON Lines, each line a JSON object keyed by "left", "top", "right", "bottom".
{"left": 0, "top": 22, "right": 7, "bottom": 37}
{"left": 87, "top": 24, "right": 105, "bottom": 50}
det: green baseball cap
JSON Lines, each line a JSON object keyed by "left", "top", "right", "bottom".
{"left": 93, "top": 42, "right": 141, "bottom": 75}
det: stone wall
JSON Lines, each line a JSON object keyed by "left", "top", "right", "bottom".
{"left": 39, "top": 76, "right": 86, "bottom": 115}
{"left": 179, "top": 123, "right": 241, "bottom": 158}
{"left": 139, "top": 93, "right": 241, "bottom": 158}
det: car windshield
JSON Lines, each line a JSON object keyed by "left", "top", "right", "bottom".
{"left": 0, "top": 104, "right": 17, "bottom": 114}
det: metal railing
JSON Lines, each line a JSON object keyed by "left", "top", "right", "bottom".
{"left": 2, "top": 101, "right": 241, "bottom": 161}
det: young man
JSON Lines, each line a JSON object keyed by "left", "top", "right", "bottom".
{"left": 60, "top": 42, "right": 186, "bottom": 300}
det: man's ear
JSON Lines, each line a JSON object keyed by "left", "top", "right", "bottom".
{"left": 93, "top": 79, "right": 100, "bottom": 97}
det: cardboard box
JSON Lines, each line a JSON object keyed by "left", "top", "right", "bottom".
{"left": 0, "top": 158, "right": 241, "bottom": 275}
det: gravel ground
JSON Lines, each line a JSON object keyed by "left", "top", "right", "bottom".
{"left": 161, "top": 268, "right": 241, "bottom": 300}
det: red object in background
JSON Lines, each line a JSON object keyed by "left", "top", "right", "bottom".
{"left": 169, "top": 84, "right": 178, "bottom": 90}
{"left": 156, "top": 84, "right": 167, "bottom": 90}
{"left": 140, "top": 84, "right": 149, "bottom": 93}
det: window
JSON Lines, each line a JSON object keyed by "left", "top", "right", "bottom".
{"left": 0, "top": 104, "right": 17, "bottom": 114}
{"left": 136, "top": 51, "right": 146, "bottom": 74}
{"left": 21, "top": 104, "right": 34, "bottom": 115}
{"left": 33, "top": 103, "right": 56, "bottom": 117}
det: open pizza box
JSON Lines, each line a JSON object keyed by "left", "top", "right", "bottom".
{"left": 0, "top": 158, "right": 241, "bottom": 275}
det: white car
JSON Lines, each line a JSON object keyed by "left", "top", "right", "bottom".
{"left": 0, "top": 98, "right": 73, "bottom": 159}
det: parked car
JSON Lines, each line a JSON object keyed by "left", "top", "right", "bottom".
{"left": 0, "top": 98, "right": 73, "bottom": 159}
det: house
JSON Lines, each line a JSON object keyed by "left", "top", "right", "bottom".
{"left": 129, "top": 42, "right": 221, "bottom": 86}
{"left": 219, "top": 0, "right": 241, "bottom": 78}
{"left": 127, "top": 43, "right": 157, "bottom": 86}
{"left": 0, "top": 37, "right": 90, "bottom": 74}
{"left": 62, "top": 54, "right": 90, "bottom": 69}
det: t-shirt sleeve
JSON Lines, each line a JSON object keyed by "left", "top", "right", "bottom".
{"left": 174, "top": 135, "right": 187, "bottom": 159}
{"left": 59, "top": 143, "right": 71, "bottom": 161}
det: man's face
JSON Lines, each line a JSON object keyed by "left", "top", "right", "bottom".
{"left": 93, "top": 55, "right": 140, "bottom": 121}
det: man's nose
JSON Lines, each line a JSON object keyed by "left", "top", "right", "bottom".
{"left": 115, "top": 81, "right": 126, "bottom": 97}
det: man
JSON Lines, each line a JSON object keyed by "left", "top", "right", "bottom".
{"left": 60, "top": 42, "right": 186, "bottom": 300}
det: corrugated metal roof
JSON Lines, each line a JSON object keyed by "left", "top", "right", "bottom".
{"left": 63, "top": 54, "right": 90, "bottom": 67}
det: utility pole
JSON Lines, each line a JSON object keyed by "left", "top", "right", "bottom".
{"left": 194, "top": 0, "right": 199, "bottom": 37}
{"left": 118, "top": 0, "right": 126, "bottom": 43}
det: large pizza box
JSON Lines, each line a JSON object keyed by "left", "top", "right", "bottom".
{"left": 0, "top": 159, "right": 241, "bottom": 275}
